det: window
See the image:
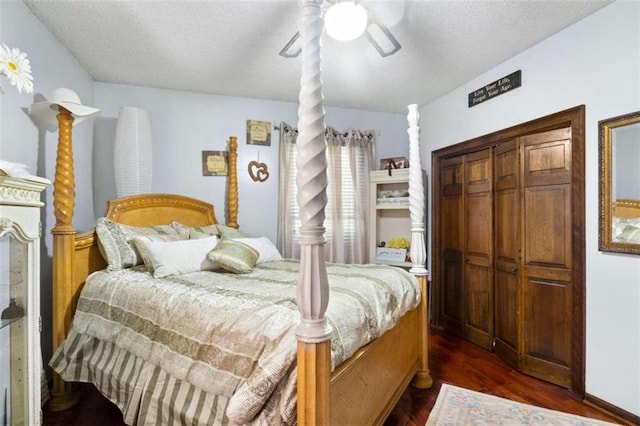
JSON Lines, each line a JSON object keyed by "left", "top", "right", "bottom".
{"left": 277, "top": 124, "right": 374, "bottom": 263}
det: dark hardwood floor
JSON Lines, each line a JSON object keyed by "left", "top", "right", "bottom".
{"left": 44, "top": 327, "right": 626, "bottom": 426}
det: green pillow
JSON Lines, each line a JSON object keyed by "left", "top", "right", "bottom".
{"left": 206, "top": 239, "right": 258, "bottom": 273}
{"left": 216, "top": 224, "right": 249, "bottom": 239}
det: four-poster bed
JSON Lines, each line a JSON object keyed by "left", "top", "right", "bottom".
{"left": 47, "top": 1, "right": 432, "bottom": 424}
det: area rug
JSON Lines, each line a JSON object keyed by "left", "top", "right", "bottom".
{"left": 426, "top": 383, "right": 617, "bottom": 425}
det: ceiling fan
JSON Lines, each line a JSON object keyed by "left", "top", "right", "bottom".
{"left": 279, "top": 0, "right": 402, "bottom": 58}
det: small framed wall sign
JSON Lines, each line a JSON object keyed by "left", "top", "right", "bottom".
{"left": 246, "top": 120, "right": 271, "bottom": 146}
{"left": 468, "top": 70, "right": 522, "bottom": 107}
{"left": 202, "top": 150, "right": 228, "bottom": 176}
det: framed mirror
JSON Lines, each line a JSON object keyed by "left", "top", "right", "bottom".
{"left": 599, "top": 111, "right": 640, "bottom": 255}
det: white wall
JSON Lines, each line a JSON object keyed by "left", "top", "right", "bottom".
{"left": 419, "top": 1, "right": 640, "bottom": 416}
{"left": 94, "top": 83, "right": 406, "bottom": 242}
{"left": 1, "top": 0, "right": 96, "bottom": 375}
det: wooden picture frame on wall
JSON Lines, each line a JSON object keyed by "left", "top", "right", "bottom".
{"left": 246, "top": 120, "right": 271, "bottom": 146}
{"left": 202, "top": 150, "right": 228, "bottom": 176}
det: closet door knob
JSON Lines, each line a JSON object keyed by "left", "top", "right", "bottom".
{"left": 511, "top": 266, "right": 518, "bottom": 273}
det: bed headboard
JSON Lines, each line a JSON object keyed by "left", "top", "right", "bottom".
{"left": 105, "top": 193, "right": 218, "bottom": 226}
{"left": 70, "top": 193, "right": 219, "bottom": 308}
{"left": 49, "top": 116, "right": 238, "bottom": 407}
{"left": 613, "top": 198, "right": 640, "bottom": 219}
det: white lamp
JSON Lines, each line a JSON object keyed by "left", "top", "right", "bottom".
{"left": 113, "top": 106, "right": 152, "bottom": 197}
{"left": 324, "top": 1, "right": 368, "bottom": 41}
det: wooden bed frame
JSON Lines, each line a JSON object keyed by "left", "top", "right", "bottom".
{"left": 47, "top": 1, "right": 432, "bottom": 424}
{"left": 613, "top": 198, "right": 640, "bottom": 219}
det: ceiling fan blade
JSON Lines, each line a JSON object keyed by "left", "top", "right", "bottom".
{"left": 279, "top": 31, "right": 302, "bottom": 58}
{"left": 365, "top": 16, "right": 401, "bottom": 57}
{"left": 279, "top": 2, "right": 401, "bottom": 59}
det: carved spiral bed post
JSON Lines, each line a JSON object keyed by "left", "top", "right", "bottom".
{"left": 227, "top": 136, "right": 239, "bottom": 228}
{"left": 407, "top": 104, "right": 433, "bottom": 389}
{"left": 295, "top": 0, "right": 332, "bottom": 424}
{"left": 48, "top": 106, "right": 81, "bottom": 411}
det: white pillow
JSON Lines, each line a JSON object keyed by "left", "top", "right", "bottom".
{"left": 232, "top": 237, "right": 283, "bottom": 264}
{"left": 133, "top": 236, "right": 219, "bottom": 278}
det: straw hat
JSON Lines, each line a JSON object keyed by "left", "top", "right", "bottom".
{"left": 29, "top": 87, "right": 100, "bottom": 131}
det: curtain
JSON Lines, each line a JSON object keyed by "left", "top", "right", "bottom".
{"left": 277, "top": 123, "right": 300, "bottom": 259}
{"left": 277, "top": 122, "right": 375, "bottom": 263}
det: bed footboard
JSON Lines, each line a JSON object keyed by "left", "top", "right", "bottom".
{"left": 330, "top": 308, "right": 419, "bottom": 425}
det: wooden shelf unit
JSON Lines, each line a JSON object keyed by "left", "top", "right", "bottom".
{"left": 369, "top": 168, "right": 413, "bottom": 267}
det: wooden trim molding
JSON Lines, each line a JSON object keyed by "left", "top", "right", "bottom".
{"left": 584, "top": 393, "right": 640, "bottom": 426}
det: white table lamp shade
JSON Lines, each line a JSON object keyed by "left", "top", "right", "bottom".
{"left": 114, "top": 106, "right": 153, "bottom": 197}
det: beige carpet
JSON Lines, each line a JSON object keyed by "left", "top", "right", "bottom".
{"left": 426, "top": 384, "right": 618, "bottom": 425}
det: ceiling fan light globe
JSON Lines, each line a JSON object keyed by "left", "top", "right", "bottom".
{"left": 324, "top": 2, "right": 368, "bottom": 42}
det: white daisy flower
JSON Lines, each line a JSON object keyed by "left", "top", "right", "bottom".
{"left": 0, "top": 43, "right": 34, "bottom": 94}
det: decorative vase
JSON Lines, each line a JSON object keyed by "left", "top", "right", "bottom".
{"left": 113, "top": 106, "right": 152, "bottom": 197}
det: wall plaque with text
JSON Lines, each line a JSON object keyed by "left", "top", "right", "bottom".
{"left": 468, "top": 70, "right": 522, "bottom": 107}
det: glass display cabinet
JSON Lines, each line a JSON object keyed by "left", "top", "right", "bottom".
{"left": 0, "top": 174, "right": 49, "bottom": 425}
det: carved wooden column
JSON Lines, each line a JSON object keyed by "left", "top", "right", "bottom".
{"left": 407, "top": 104, "right": 433, "bottom": 389}
{"left": 227, "top": 136, "right": 239, "bottom": 228}
{"left": 49, "top": 106, "right": 80, "bottom": 411}
{"left": 295, "top": 0, "right": 332, "bottom": 424}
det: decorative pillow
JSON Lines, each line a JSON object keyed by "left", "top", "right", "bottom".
{"left": 206, "top": 239, "right": 259, "bottom": 274}
{"left": 133, "top": 235, "right": 187, "bottom": 273}
{"left": 95, "top": 217, "right": 182, "bottom": 270}
{"left": 617, "top": 225, "right": 640, "bottom": 243}
{"left": 232, "top": 237, "right": 283, "bottom": 264}
{"left": 134, "top": 236, "right": 220, "bottom": 278}
{"left": 171, "top": 221, "right": 219, "bottom": 238}
{"left": 189, "top": 230, "right": 214, "bottom": 240}
{"left": 612, "top": 217, "right": 640, "bottom": 241}
{"left": 216, "top": 224, "right": 249, "bottom": 239}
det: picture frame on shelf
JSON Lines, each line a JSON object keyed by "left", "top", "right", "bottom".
{"left": 380, "top": 156, "right": 409, "bottom": 171}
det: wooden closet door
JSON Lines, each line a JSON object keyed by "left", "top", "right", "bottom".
{"left": 493, "top": 140, "right": 520, "bottom": 368}
{"left": 520, "top": 128, "right": 573, "bottom": 388}
{"left": 463, "top": 149, "right": 493, "bottom": 349}
{"left": 439, "top": 156, "right": 464, "bottom": 334}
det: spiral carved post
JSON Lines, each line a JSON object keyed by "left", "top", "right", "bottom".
{"left": 49, "top": 106, "right": 81, "bottom": 411}
{"left": 408, "top": 104, "right": 426, "bottom": 277}
{"left": 227, "top": 136, "right": 239, "bottom": 228}
{"left": 407, "top": 104, "right": 433, "bottom": 389}
{"left": 295, "top": 0, "right": 331, "bottom": 424}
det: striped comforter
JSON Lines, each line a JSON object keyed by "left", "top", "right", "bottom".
{"left": 51, "top": 260, "right": 420, "bottom": 425}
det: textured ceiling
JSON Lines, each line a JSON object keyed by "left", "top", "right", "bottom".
{"left": 24, "top": 0, "right": 612, "bottom": 114}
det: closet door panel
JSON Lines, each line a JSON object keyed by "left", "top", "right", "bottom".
{"left": 466, "top": 194, "right": 491, "bottom": 255}
{"left": 440, "top": 157, "right": 464, "bottom": 333}
{"left": 463, "top": 150, "right": 493, "bottom": 349}
{"left": 495, "top": 190, "right": 518, "bottom": 262}
{"left": 522, "top": 277, "right": 571, "bottom": 387}
{"left": 464, "top": 260, "right": 493, "bottom": 349}
{"left": 494, "top": 140, "right": 519, "bottom": 368}
{"left": 442, "top": 196, "right": 461, "bottom": 251}
{"left": 523, "top": 129, "right": 571, "bottom": 187}
{"left": 521, "top": 128, "right": 573, "bottom": 388}
{"left": 443, "top": 249, "right": 463, "bottom": 330}
{"left": 494, "top": 264, "right": 518, "bottom": 366}
{"left": 523, "top": 185, "right": 571, "bottom": 271}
